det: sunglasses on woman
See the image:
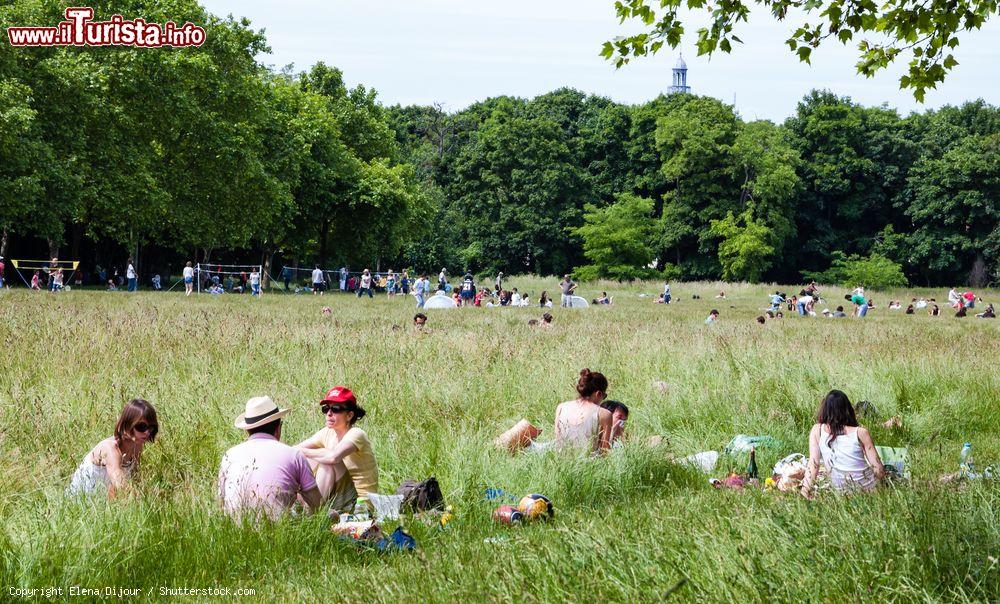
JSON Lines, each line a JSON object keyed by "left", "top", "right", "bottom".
{"left": 134, "top": 422, "right": 157, "bottom": 434}
{"left": 321, "top": 404, "right": 349, "bottom": 415}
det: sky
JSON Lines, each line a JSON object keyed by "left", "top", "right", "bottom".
{"left": 198, "top": 0, "right": 1000, "bottom": 122}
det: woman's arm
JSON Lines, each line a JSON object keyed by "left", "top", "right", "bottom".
{"left": 294, "top": 430, "right": 325, "bottom": 451}
{"left": 308, "top": 439, "right": 359, "bottom": 466}
{"left": 553, "top": 404, "right": 564, "bottom": 441}
{"left": 596, "top": 409, "right": 613, "bottom": 453}
{"left": 800, "top": 425, "right": 821, "bottom": 499}
{"left": 104, "top": 441, "right": 130, "bottom": 498}
{"left": 857, "top": 427, "right": 885, "bottom": 481}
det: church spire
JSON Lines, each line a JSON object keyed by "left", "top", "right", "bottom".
{"left": 668, "top": 54, "right": 691, "bottom": 94}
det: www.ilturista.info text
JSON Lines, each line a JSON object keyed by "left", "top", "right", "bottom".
{"left": 7, "top": 7, "right": 206, "bottom": 47}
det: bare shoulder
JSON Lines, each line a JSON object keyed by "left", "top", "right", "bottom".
{"left": 93, "top": 437, "right": 120, "bottom": 463}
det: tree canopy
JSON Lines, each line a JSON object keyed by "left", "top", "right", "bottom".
{"left": 602, "top": 0, "right": 1000, "bottom": 101}
{"left": 2, "top": 1, "right": 997, "bottom": 289}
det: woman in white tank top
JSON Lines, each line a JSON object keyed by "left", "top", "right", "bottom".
{"left": 801, "top": 390, "right": 884, "bottom": 498}
{"left": 68, "top": 399, "right": 158, "bottom": 498}
{"left": 553, "top": 369, "right": 613, "bottom": 454}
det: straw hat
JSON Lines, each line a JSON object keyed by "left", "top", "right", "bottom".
{"left": 234, "top": 396, "right": 289, "bottom": 430}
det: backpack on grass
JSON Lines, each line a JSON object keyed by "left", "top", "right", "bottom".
{"left": 395, "top": 477, "right": 444, "bottom": 512}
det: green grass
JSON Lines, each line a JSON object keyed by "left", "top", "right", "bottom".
{"left": 0, "top": 278, "right": 997, "bottom": 602}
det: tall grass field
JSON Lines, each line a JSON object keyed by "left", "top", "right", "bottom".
{"left": 1, "top": 278, "right": 997, "bottom": 602}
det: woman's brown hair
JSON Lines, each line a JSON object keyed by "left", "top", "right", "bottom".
{"left": 114, "top": 399, "right": 158, "bottom": 446}
{"left": 576, "top": 369, "right": 608, "bottom": 398}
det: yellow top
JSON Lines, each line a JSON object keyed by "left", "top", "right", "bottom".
{"left": 308, "top": 426, "right": 379, "bottom": 496}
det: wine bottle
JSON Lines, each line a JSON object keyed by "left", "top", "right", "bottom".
{"left": 747, "top": 446, "right": 759, "bottom": 480}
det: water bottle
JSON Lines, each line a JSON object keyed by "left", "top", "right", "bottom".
{"left": 353, "top": 496, "right": 371, "bottom": 521}
{"left": 959, "top": 443, "right": 974, "bottom": 477}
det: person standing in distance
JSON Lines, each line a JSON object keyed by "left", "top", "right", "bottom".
{"left": 126, "top": 258, "right": 138, "bottom": 292}
{"left": 559, "top": 274, "right": 577, "bottom": 308}
{"left": 183, "top": 262, "right": 195, "bottom": 296}
{"left": 414, "top": 274, "right": 428, "bottom": 308}
{"left": 357, "top": 269, "right": 374, "bottom": 298}
{"left": 460, "top": 272, "right": 476, "bottom": 306}
{"left": 249, "top": 267, "right": 261, "bottom": 296}
{"left": 311, "top": 266, "right": 324, "bottom": 295}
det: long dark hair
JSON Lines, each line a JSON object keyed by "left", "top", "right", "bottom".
{"left": 816, "top": 390, "right": 858, "bottom": 447}
{"left": 114, "top": 398, "right": 158, "bottom": 447}
{"left": 576, "top": 369, "right": 608, "bottom": 398}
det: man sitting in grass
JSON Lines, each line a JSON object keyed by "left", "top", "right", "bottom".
{"left": 705, "top": 309, "right": 720, "bottom": 324}
{"left": 218, "top": 397, "right": 320, "bottom": 520}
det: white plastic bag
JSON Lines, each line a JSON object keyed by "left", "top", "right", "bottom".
{"left": 367, "top": 493, "right": 404, "bottom": 521}
{"left": 680, "top": 451, "right": 719, "bottom": 474}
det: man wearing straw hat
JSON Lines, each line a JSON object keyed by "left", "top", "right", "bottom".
{"left": 218, "top": 396, "right": 321, "bottom": 520}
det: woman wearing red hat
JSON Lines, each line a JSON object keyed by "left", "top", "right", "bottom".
{"left": 295, "top": 386, "right": 380, "bottom": 512}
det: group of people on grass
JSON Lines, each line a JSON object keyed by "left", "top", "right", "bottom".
{"left": 21, "top": 257, "right": 76, "bottom": 292}
{"left": 285, "top": 266, "right": 406, "bottom": 297}
{"left": 409, "top": 273, "right": 574, "bottom": 310}
{"left": 68, "top": 370, "right": 894, "bottom": 522}
{"left": 184, "top": 263, "right": 261, "bottom": 297}
{"left": 754, "top": 283, "right": 995, "bottom": 321}
{"left": 69, "top": 388, "right": 379, "bottom": 521}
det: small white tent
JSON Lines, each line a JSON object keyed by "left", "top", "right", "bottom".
{"left": 568, "top": 296, "right": 589, "bottom": 308}
{"left": 423, "top": 294, "right": 457, "bottom": 309}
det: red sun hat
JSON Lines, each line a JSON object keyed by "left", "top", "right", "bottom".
{"left": 322, "top": 386, "right": 356, "bottom": 405}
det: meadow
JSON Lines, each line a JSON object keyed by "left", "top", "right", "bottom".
{"left": 0, "top": 278, "right": 997, "bottom": 602}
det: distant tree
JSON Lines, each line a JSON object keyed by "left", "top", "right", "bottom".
{"left": 905, "top": 133, "right": 1000, "bottom": 285}
{"left": 709, "top": 212, "right": 776, "bottom": 282}
{"left": 572, "top": 193, "right": 658, "bottom": 281}
{"left": 784, "top": 91, "right": 913, "bottom": 275}
{"left": 730, "top": 120, "right": 802, "bottom": 260}
{"left": 804, "top": 251, "right": 908, "bottom": 288}
{"left": 655, "top": 96, "right": 741, "bottom": 278}
{"left": 447, "top": 98, "right": 592, "bottom": 274}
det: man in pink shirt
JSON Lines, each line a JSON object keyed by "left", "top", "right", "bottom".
{"left": 218, "top": 396, "right": 321, "bottom": 520}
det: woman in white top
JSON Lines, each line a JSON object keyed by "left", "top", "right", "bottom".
{"left": 801, "top": 390, "right": 884, "bottom": 498}
{"left": 183, "top": 261, "right": 195, "bottom": 295}
{"left": 553, "top": 369, "right": 613, "bottom": 454}
{"left": 68, "top": 399, "right": 159, "bottom": 497}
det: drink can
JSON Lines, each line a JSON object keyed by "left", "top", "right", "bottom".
{"left": 492, "top": 505, "right": 523, "bottom": 524}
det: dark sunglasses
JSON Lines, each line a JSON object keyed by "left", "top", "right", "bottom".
{"left": 321, "top": 404, "right": 349, "bottom": 415}
{"left": 133, "top": 422, "right": 157, "bottom": 433}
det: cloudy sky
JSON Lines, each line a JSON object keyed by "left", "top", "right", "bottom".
{"left": 199, "top": 0, "right": 999, "bottom": 121}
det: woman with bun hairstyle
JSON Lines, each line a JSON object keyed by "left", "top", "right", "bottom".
{"left": 553, "top": 369, "right": 613, "bottom": 454}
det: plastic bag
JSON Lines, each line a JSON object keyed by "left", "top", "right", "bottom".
{"left": 724, "top": 435, "right": 781, "bottom": 455}
{"left": 679, "top": 451, "right": 719, "bottom": 474}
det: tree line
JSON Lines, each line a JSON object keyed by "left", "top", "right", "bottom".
{"left": 0, "top": 0, "right": 432, "bottom": 281}
{"left": 2, "top": 1, "right": 997, "bottom": 287}
{"left": 389, "top": 90, "right": 998, "bottom": 287}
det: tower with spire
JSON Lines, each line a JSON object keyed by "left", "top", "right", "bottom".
{"left": 668, "top": 55, "right": 691, "bottom": 94}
